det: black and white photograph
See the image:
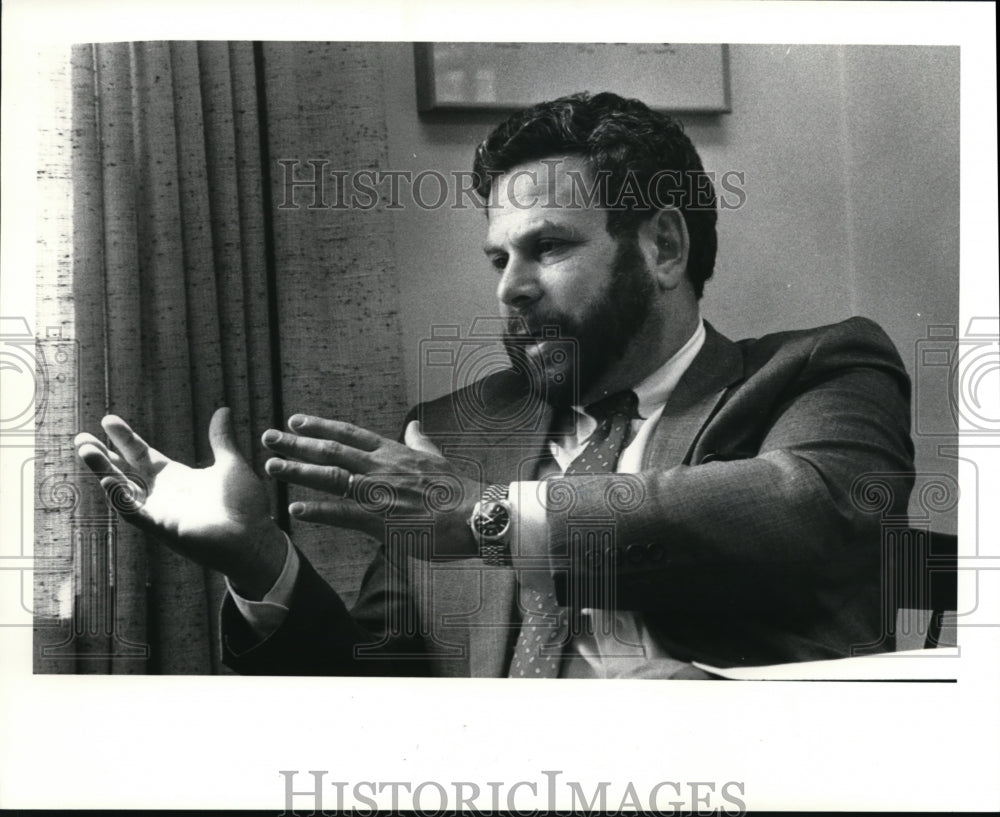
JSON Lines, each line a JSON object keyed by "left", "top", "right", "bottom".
{"left": 2, "top": 0, "right": 998, "bottom": 813}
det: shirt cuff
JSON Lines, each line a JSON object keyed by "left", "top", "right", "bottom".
{"left": 508, "top": 480, "right": 553, "bottom": 594}
{"left": 226, "top": 532, "right": 300, "bottom": 639}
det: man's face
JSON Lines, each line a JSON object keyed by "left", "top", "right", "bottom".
{"left": 484, "top": 156, "right": 655, "bottom": 407}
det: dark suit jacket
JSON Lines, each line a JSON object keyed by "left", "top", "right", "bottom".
{"left": 222, "top": 317, "right": 915, "bottom": 676}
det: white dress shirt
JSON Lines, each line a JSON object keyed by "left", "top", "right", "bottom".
{"left": 230, "top": 319, "right": 706, "bottom": 678}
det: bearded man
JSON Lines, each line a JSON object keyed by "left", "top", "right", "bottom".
{"left": 74, "top": 92, "right": 915, "bottom": 678}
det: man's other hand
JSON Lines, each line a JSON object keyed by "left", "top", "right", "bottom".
{"left": 261, "top": 414, "right": 480, "bottom": 559}
{"left": 74, "top": 407, "right": 286, "bottom": 599}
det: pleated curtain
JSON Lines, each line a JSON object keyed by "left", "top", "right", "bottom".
{"left": 34, "top": 42, "right": 406, "bottom": 674}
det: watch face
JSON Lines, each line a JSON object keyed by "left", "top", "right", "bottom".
{"left": 473, "top": 500, "right": 510, "bottom": 539}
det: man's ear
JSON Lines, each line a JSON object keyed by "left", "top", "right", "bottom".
{"left": 636, "top": 209, "right": 689, "bottom": 290}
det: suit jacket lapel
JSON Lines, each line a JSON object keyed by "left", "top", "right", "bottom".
{"left": 643, "top": 321, "right": 744, "bottom": 469}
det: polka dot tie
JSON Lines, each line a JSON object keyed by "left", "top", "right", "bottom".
{"left": 562, "top": 390, "right": 641, "bottom": 478}
{"left": 508, "top": 390, "right": 640, "bottom": 677}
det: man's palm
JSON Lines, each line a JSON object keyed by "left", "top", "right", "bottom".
{"left": 75, "top": 408, "right": 281, "bottom": 582}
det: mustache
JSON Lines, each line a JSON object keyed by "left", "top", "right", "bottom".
{"left": 502, "top": 316, "right": 574, "bottom": 341}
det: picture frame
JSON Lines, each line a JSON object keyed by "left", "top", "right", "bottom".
{"left": 414, "top": 42, "right": 731, "bottom": 113}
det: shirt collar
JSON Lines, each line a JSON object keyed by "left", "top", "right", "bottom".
{"left": 572, "top": 317, "right": 705, "bottom": 421}
{"left": 555, "top": 316, "right": 705, "bottom": 454}
{"left": 631, "top": 317, "right": 706, "bottom": 418}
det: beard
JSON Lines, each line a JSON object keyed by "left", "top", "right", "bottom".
{"left": 502, "top": 234, "right": 656, "bottom": 409}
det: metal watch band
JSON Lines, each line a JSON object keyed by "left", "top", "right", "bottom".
{"left": 476, "top": 483, "right": 511, "bottom": 566}
{"left": 481, "top": 483, "right": 509, "bottom": 503}
{"left": 479, "top": 541, "right": 511, "bottom": 566}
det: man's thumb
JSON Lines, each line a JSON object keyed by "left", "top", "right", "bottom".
{"left": 208, "top": 407, "right": 242, "bottom": 460}
{"left": 404, "top": 419, "right": 443, "bottom": 455}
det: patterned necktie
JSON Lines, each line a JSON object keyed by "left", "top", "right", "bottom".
{"left": 508, "top": 390, "right": 640, "bottom": 677}
{"left": 562, "top": 390, "right": 641, "bottom": 477}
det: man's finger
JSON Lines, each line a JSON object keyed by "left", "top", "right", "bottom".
{"left": 265, "top": 459, "right": 354, "bottom": 497}
{"left": 288, "top": 499, "right": 378, "bottom": 535}
{"left": 404, "top": 420, "right": 443, "bottom": 455}
{"left": 261, "top": 429, "right": 372, "bottom": 472}
{"left": 208, "top": 406, "right": 242, "bottom": 460}
{"left": 74, "top": 433, "right": 129, "bottom": 474}
{"left": 100, "top": 415, "right": 163, "bottom": 468}
{"left": 76, "top": 431, "right": 149, "bottom": 507}
{"left": 286, "top": 414, "right": 383, "bottom": 452}
{"left": 76, "top": 439, "right": 130, "bottom": 483}
{"left": 77, "top": 436, "right": 153, "bottom": 517}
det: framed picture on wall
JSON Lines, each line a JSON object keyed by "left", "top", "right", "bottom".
{"left": 414, "top": 42, "right": 731, "bottom": 113}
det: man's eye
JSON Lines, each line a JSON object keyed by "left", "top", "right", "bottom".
{"left": 489, "top": 255, "right": 508, "bottom": 271}
{"left": 537, "top": 239, "right": 567, "bottom": 255}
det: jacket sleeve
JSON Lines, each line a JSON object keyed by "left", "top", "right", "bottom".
{"left": 221, "top": 544, "right": 432, "bottom": 676}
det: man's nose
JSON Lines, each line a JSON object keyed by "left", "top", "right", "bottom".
{"left": 496, "top": 257, "right": 542, "bottom": 309}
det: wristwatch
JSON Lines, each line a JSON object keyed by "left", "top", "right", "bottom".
{"left": 468, "top": 483, "right": 512, "bottom": 565}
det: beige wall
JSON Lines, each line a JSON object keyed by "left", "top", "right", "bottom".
{"left": 379, "top": 43, "right": 959, "bottom": 529}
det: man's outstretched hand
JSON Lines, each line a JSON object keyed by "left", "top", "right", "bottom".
{"left": 261, "top": 414, "right": 481, "bottom": 559}
{"left": 74, "top": 407, "right": 286, "bottom": 599}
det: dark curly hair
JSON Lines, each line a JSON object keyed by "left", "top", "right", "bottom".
{"left": 473, "top": 91, "right": 717, "bottom": 298}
